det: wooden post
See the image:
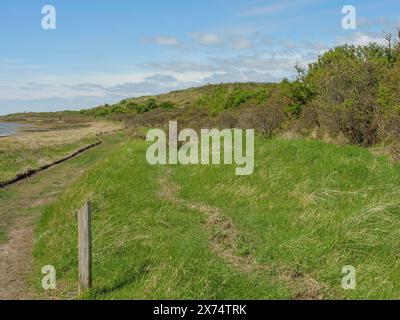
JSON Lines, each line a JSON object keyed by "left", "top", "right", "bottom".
{"left": 78, "top": 201, "right": 92, "bottom": 293}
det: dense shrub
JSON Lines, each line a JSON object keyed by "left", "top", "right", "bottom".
{"left": 238, "top": 92, "right": 287, "bottom": 138}
{"left": 293, "top": 40, "right": 400, "bottom": 146}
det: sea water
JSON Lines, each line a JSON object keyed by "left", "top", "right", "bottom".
{"left": 0, "top": 123, "right": 22, "bottom": 137}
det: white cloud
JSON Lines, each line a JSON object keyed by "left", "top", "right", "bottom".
{"left": 338, "top": 32, "right": 386, "bottom": 46}
{"left": 189, "top": 32, "right": 253, "bottom": 50}
{"left": 140, "top": 36, "right": 182, "bottom": 48}
{"left": 203, "top": 70, "right": 278, "bottom": 84}
{"left": 155, "top": 36, "right": 180, "bottom": 46}
{"left": 141, "top": 32, "right": 253, "bottom": 51}
{"left": 190, "top": 33, "right": 223, "bottom": 46}
{"left": 231, "top": 35, "right": 252, "bottom": 50}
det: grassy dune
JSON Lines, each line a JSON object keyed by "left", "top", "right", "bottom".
{"left": 32, "top": 136, "right": 400, "bottom": 299}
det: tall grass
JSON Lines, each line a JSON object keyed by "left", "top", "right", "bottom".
{"left": 33, "top": 137, "right": 400, "bottom": 299}
{"left": 173, "top": 138, "right": 400, "bottom": 299}
{"left": 33, "top": 139, "right": 287, "bottom": 299}
{"left": 0, "top": 136, "right": 98, "bottom": 182}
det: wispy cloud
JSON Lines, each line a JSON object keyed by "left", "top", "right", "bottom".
{"left": 142, "top": 32, "right": 253, "bottom": 51}
{"left": 189, "top": 32, "right": 253, "bottom": 50}
{"left": 189, "top": 33, "right": 223, "bottom": 46}
{"left": 337, "top": 32, "right": 387, "bottom": 46}
{"left": 231, "top": 35, "right": 253, "bottom": 49}
{"left": 140, "top": 35, "right": 182, "bottom": 48}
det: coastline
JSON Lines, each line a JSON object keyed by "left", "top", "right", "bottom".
{"left": 0, "top": 122, "right": 34, "bottom": 138}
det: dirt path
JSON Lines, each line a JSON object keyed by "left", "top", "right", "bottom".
{"left": 0, "top": 216, "right": 36, "bottom": 299}
{"left": 158, "top": 173, "right": 326, "bottom": 300}
{"left": 0, "top": 133, "right": 124, "bottom": 300}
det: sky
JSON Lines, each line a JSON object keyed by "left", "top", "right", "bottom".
{"left": 0, "top": 0, "right": 399, "bottom": 115}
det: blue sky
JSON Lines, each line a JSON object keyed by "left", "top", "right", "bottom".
{"left": 0, "top": 0, "right": 399, "bottom": 115}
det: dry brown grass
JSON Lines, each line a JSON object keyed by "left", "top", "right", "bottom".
{"left": 1, "top": 121, "right": 123, "bottom": 148}
{"left": 0, "top": 120, "right": 124, "bottom": 182}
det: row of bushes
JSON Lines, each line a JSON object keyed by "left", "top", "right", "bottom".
{"left": 126, "top": 89, "right": 288, "bottom": 139}
{"left": 79, "top": 98, "right": 175, "bottom": 117}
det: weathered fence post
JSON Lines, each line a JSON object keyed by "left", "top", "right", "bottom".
{"left": 78, "top": 201, "right": 92, "bottom": 293}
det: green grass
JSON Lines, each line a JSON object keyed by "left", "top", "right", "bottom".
{"left": 173, "top": 138, "right": 400, "bottom": 299}
{"left": 33, "top": 138, "right": 288, "bottom": 299}
{"left": 0, "top": 132, "right": 126, "bottom": 248}
{"left": 0, "top": 136, "right": 99, "bottom": 182}
{"left": 33, "top": 136, "right": 400, "bottom": 299}
{"left": 0, "top": 227, "right": 7, "bottom": 243}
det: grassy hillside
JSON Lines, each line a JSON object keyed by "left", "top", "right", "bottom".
{"left": 78, "top": 82, "right": 278, "bottom": 117}
{"left": 33, "top": 136, "right": 400, "bottom": 299}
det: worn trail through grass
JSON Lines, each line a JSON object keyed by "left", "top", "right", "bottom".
{"left": 158, "top": 172, "right": 325, "bottom": 300}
